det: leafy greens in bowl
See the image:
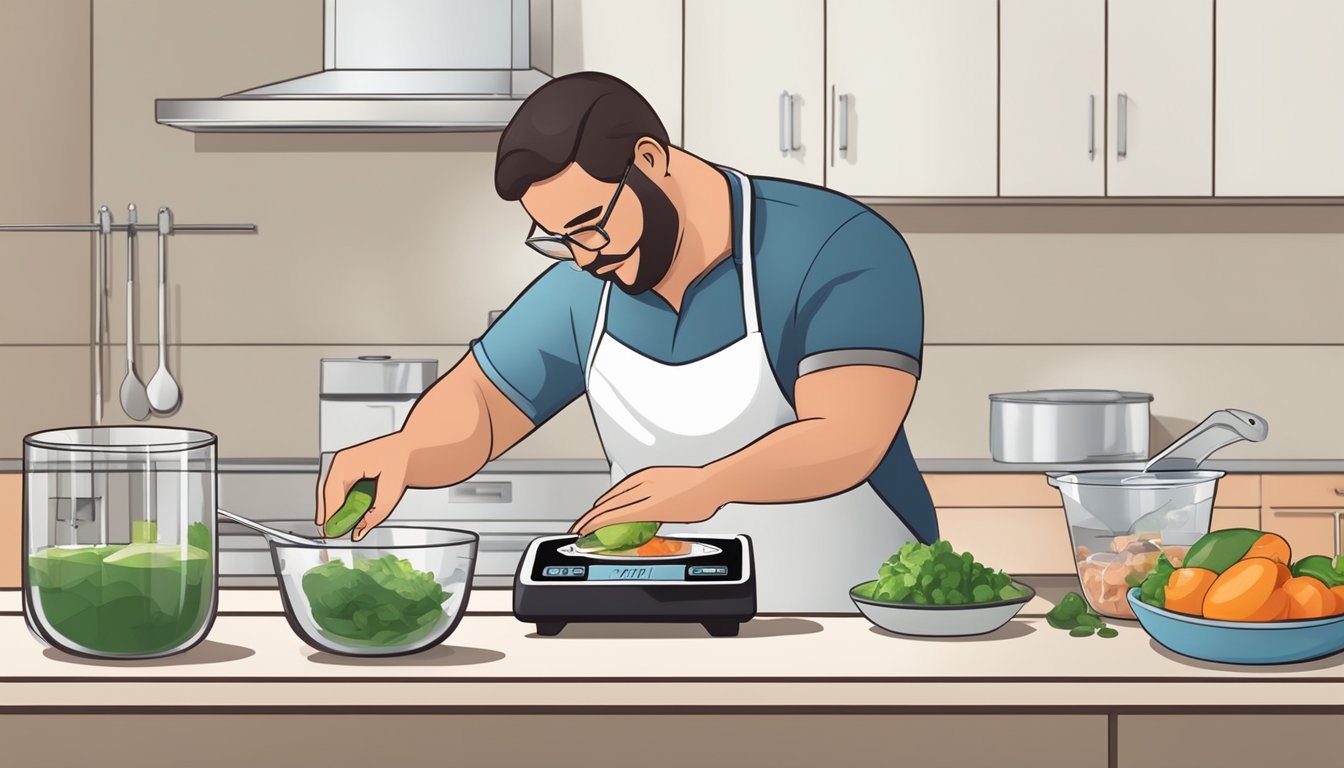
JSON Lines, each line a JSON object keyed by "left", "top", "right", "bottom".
{"left": 851, "top": 540, "right": 1035, "bottom": 637}
{"left": 265, "top": 522, "right": 477, "bottom": 657}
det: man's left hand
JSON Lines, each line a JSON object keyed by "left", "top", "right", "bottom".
{"left": 569, "top": 465, "right": 727, "bottom": 535}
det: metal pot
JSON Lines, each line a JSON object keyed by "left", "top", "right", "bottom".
{"left": 989, "top": 389, "right": 1153, "bottom": 463}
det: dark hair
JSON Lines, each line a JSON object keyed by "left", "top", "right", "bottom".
{"left": 494, "top": 72, "right": 669, "bottom": 200}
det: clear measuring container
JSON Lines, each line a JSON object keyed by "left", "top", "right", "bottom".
{"left": 23, "top": 427, "right": 218, "bottom": 658}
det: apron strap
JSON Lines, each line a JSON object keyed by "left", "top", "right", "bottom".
{"left": 729, "top": 170, "right": 761, "bottom": 336}
{"left": 584, "top": 280, "right": 613, "bottom": 378}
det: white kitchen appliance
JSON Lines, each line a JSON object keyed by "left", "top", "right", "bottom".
{"left": 513, "top": 534, "right": 756, "bottom": 637}
{"left": 319, "top": 356, "right": 437, "bottom": 454}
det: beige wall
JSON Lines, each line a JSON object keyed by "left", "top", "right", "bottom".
{"left": 0, "top": 1, "right": 92, "bottom": 450}
{"left": 1, "top": 1, "right": 1340, "bottom": 460}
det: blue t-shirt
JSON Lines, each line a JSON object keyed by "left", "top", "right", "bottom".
{"left": 472, "top": 170, "right": 937, "bottom": 543}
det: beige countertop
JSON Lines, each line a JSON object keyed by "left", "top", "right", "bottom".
{"left": 4, "top": 457, "right": 1344, "bottom": 474}
{"left": 1, "top": 589, "right": 1341, "bottom": 712}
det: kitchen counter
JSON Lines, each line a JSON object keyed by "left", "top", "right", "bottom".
{"left": 1, "top": 588, "right": 1341, "bottom": 766}
{"left": 5, "top": 457, "right": 1344, "bottom": 474}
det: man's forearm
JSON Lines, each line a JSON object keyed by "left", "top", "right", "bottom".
{"left": 395, "top": 374, "right": 494, "bottom": 489}
{"left": 704, "top": 416, "right": 893, "bottom": 506}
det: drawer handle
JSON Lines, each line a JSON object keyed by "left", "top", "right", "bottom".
{"left": 1334, "top": 488, "right": 1344, "bottom": 496}
{"left": 449, "top": 481, "right": 512, "bottom": 503}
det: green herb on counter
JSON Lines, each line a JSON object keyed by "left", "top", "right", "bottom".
{"left": 1046, "top": 591, "right": 1117, "bottom": 638}
{"left": 301, "top": 554, "right": 451, "bottom": 647}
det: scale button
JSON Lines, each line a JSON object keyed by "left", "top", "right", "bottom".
{"left": 690, "top": 566, "right": 728, "bottom": 576}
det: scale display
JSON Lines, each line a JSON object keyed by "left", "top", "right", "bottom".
{"left": 531, "top": 537, "right": 745, "bottom": 583}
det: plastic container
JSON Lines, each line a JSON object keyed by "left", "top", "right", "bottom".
{"left": 269, "top": 521, "right": 477, "bottom": 656}
{"left": 23, "top": 427, "right": 218, "bottom": 658}
{"left": 1050, "top": 470, "right": 1222, "bottom": 620}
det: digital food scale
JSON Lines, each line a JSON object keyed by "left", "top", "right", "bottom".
{"left": 513, "top": 534, "right": 755, "bottom": 637}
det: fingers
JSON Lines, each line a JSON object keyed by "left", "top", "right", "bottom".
{"left": 591, "top": 476, "right": 644, "bottom": 509}
{"left": 571, "top": 494, "right": 651, "bottom": 535}
{"left": 318, "top": 451, "right": 357, "bottom": 527}
{"left": 353, "top": 464, "right": 406, "bottom": 542}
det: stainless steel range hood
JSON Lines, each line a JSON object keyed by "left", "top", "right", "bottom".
{"left": 156, "top": 0, "right": 553, "bottom": 133}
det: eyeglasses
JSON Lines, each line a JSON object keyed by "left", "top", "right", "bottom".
{"left": 524, "top": 164, "right": 631, "bottom": 261}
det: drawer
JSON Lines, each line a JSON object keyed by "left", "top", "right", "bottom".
{"left": 363, "top": 473, "right": 609, "bottom": 521}
{"left": 1210, "top": 506, "right": 1260, "bottom": 531}
{"left": 934, "top": 507, "right": 1073, "bottom": 574}
{"left": 1262, "top": 507, "right": 1342, "bottom": 559}
{"left": 1262, "top": 474, "right": 1344, "bottom": 508}
{"left": 1209, "top": 474, "right": 1259, "bottom": 507}
{"left": 924, "top": 474, "right": 1062, "bottom": 507}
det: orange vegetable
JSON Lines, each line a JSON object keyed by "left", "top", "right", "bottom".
{"left": 1243, "top": 532, "right": 1292, "bottom": 565}
{"left": 1282, "top": 576, "right": 1336, "bottom": 619}
{"left": 632, "top": 537, "right": 686, "bottom": 557}
{"left": 1164, "top": 567, "right": 1218, "bottom": 616}
{"left": 1275, "top": 561, "right": 1292, "bottom": 588}
{"left": 1203, "top": 558, "right": 1282, "bottom": 621}
{"left": 1270, "top": 589, "right": 1292, "bottom": 620}
{"left": 1331, "top": 586, "right": 1344, "bottom": 616}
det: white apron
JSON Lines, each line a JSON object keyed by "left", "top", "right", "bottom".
{"left": 583, "top": 169, "right": 916, "bottom": 613}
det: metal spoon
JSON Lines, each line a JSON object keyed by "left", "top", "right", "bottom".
{"left": 147, "top": 207, "right": 181, "bottom": 415}
{"left": 119, "top": 204, "right": 150, "bottom": 421}
{"left": 218, "top": 508, "right": 322, "bottom": 547}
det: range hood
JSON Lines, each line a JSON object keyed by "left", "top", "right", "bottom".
{"left": 156, "top": 0, "right": 553, "bottom": 133}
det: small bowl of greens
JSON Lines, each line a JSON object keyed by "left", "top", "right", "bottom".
{"left": 267, "top": 522, "right": 477, "bottom": 657}
{"left": 850, "top": 540, "right": 1035, "bottom": 637}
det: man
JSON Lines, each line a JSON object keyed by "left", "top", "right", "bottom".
{"left": 318, "top": 72, "right": 934, "bottom": 612}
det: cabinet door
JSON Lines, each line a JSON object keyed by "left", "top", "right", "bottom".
{"left": 826, "top": 0, "right": 998, "bottom": 197}
{"left": 684, "top": 0, "right": 824, "bottom": 184}
{"left": 550, "top": 0, "right": 683, "bottom": 144}
{"left": 1215, "top": 0, "right": 1344, "bottom": 196}
{"left": 1107, "top": 0, "right": 1213, "bottom": 196}
{"left": 999, "top": 0, "right": 1105, "bottom": 196}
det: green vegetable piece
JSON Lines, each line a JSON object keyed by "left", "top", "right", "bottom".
{"left": 1180, "top": 528, "right": 1262, "bottom": 574}
{"left": 1291, "top": 555, "right": 1344, "bottom": 588}
{"left": 1138, "top": 553, "right": 1177, "bottom": 609}
{"left": 575, "top": 521, "right": 660, "bottom": 552}
{"left": 324, "top": 478, "right": 378, "bottom": 538}
{"left": 1075, "top": 613, "right": 1105, "bottom": 629}
{"left": 130, "top": 520, "right": 158, "bottom": 544}
{"left": 972, "top": 584, "right": 995, "bottom": 603}
{"left": 1097, "top": 627, "right": 1119, "bottom": 639}
{"left": 1069, "top": 626, "right": 1096, "bottom": 637}
{"left": 187, "top": 521, "right": 211, "bottom": 552}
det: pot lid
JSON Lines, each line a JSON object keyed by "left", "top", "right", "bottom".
{"left": 989, "top": 389, "right": 1153, "bottom": 405}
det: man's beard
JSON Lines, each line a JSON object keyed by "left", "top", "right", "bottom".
{"left": 582, "top": 169, "right": 680, "bottom": 295}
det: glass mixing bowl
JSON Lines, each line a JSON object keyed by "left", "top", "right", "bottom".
{"left": 1050, "top": 470, "right": 1223, "bottom": 620}
{"left": 268, "top": 522, "right": 477, "bottom": 657}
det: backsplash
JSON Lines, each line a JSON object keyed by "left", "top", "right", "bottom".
{"left": 1, "top": 0, "right": 1341, "bottom": 460}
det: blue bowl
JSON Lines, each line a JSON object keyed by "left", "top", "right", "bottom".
{"left": 1126, "top": 588, "right": 1344, "bottom": 665}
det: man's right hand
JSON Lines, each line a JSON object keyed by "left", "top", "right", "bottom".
{"left": 317, "top": 433, "right": 412, "bottom": 541}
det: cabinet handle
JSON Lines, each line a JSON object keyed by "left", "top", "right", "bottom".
{"left": 778, "top": 91, "right": 799, "bottom": 155}
{"left": 838, "top": 92, "right": 850, "bottom": 158}
{"left": 1333, "top": 488, "right": 1344, "bottom": 496}
{"left": 449, "top": 481, "right": 512, "bottom": 503}
{"left": 1088, "top": 95, "right": 1096, "bottom": 160}
{"left": 1117, "top": 92, "right": 1128, "bottom": 159}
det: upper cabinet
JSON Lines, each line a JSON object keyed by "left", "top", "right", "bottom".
{"left": 1107, "top": 0, "right": 1212, "bottom": 196}
{"left": 826, "top": 0, "right": 998, "bottom": 197}
{"left": 999, "top": 0, "right": 1105, "bottom": 196}
{"left": 551, "top": 0, "right": 684, "bottom": 145}
{"left": 673, "top": 0, "right": 1341, "bottom": 199}
{"left": 1215, "top": 0, "right": 1344, "bottom": 196}
{"left": 683, "top": 0, "right": 824, "bottom": 184}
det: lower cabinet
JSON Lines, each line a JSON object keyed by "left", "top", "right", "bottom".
{"left": 1262, "top": 474, "right": 1344, "bottom": 559}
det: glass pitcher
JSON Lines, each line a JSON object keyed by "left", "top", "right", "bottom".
{"left": 23, "top": 427, "right": 218, "bottom": 658}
